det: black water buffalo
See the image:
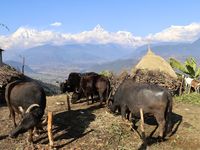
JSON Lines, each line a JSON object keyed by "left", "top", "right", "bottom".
{"left": 60, "top": 72, "right": 98, "bottom": 93}
{"left": 60, "top": 72, "right": 81, "bottom": 93}
{"left": 72, "top": 74, "right": 110, "bottom": 105}
{"left": 5, "top": 80, "right": 46, "bottom": 142}
{"left": 95, "top": 75, "right": 110, "bottom": 105}
{"left": 108, "top": 79, "right": 172, "bottom": 138}
{"left": 78, "top": 74, "right": 98, "bottom": 105}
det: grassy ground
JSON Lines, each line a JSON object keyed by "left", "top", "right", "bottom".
{"left": 0, "top": 93, "right": 200, "bottom": 150}
{"left": 175, "top": 92, "right": 200, "bottom": 105}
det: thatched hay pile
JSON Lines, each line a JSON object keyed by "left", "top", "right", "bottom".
{"left": 132, "top": 69, "right": 181, "bottom": 95}
{"left": 135, "top": 49, "right": 177, "bottom": 79}
{"left": 109, "top": 71, "right": 131, "bottom": 95}
{"left": 0, "top": 64, "right": 59, "bottom": 104}
{"left": 0, "top": 64, "right": 24, "bottom": 86}
{"left": 0, "top": 64, "right": 25, "bottom": 103}
{"left": 109, "top": 69, "right": 181, "bottom": 96}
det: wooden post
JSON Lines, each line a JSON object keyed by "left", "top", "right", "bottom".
{"left": 0, "top": 48, "right": 3, "bottom": 66}
{"left": 66, "top": 93, "right": 71, "bottom": 111}
{"left": 22, "top": 56, "right": 25, "bottom": 74}
{"left": 188, "top": 85, "right": 191, "bottom": 94}
{"left": 140, "top": 108, "right": 146, "bottom": 145}
{"left": 179, "top": 75, "right": 184, "bottom": 95}
{"left": 48, "top": 112, "right": 54, "bottom": 148}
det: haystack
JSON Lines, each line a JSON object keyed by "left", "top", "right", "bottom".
{"left": 135, "top": 47, "right": 177, "bottom": 79}
{"left": 0, "top": 64, "right": 25, "bottom": 103}
{"left": 0, "top": 64, "right": 24, "bottom": 86}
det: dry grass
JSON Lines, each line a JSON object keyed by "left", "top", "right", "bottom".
{"left": 135, "top": 50, "right": 177, "bottom": 79}
{"left": 0, "top": 94, "right": 200, "bottom": 150}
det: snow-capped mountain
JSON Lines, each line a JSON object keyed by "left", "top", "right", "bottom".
{"left": 1, "top": 23, "right": 200, "bottom": 50}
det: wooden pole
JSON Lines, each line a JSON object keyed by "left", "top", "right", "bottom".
{"left": 188, "top": 85, "right": 191, "bottom": 94}
{"left": 179, "top": 75, "right": 184, "bottom": 96}
{"left": 22, "top": 56, "right": 25, "bottom": 74}
{"left": 48, "top": 112, "right": 54, "bottom": 148}
{"left": 140, "top": 108, "right": 146, "bottom": 145}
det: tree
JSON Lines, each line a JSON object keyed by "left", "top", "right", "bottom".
{"left": 169, "top": 57, "right": 200, "bottom": 79}
{"left": 99, "top": 70, "right": 114, "bottom": 78}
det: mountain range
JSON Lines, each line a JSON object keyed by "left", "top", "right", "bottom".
{"left": 88, "top": 38, "right": 200, "bottom": 73}
{"left": 4, "top": 43, "right": 133, "bottom": 72}
{"left": 3, "top": 38, "right": 200, "bottom": 76}
{"left": 135, "top": 39, "right": 200, "bottom": 60}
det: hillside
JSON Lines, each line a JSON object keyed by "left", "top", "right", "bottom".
{"left": 90, "top": 38, "right": 200, "bottom": 73}
{"left": 130, "top": 39, "right": 200, "bottom": 61}
{"left": 5, "top": 60, "right": 35, "bottom": 73}
{"left": 88, "top": 59, "right": 138, "bottom": 73}
{"left": 0, "top": 94, "right": 200, "bottom": 149}
{"left": 5, "top": 43, "right": 133, "bottom": 66}
{"left": 3, "top": 38, "right": 200, "bottom": 75}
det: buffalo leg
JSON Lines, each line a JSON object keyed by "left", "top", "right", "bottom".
{"left": 28, "top": 128, "right": 34, "bottom": 143}
{"left": 33, "top": 127, "right": 40, "bottom": 137}
{"left": 91, "top": 93, "right": 94, "bottom": 104}
{"left": 9, "top": 112, "right": 11, "bottom": 119}
{"left": 99, "top": 93, "right": 103, "bottom": 106}
{"left": 150, "top": 125, "right": 158, "bottom": 137}
{"left": 87, "top": 97, "right": 89, "bottom": 105}
{"left": 33, "top": 121, "right": 45, "bottom": 137}
{"left": 121, "top": 106, "right": 127, "bottom": 121}
{"left": 132, "top": 117, "right": 139, "bottom": 130}
{"left": 83, "top": 91, "right": 89, "bottom": 105}
{"left": 126, "top": 109, "right": 131, "bottom": 120}
{"left": 10, "top": 108, "right": 17, "bottom": 127}
{"left": 155, "top": 113, "right": 166, "bottom": 138}
{"left": 86, "top": 93, "right": 89, "bottom": 105}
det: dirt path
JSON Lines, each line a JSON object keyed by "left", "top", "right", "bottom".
{"left": 0, "top": 94, "right": 200, "bottom": 150}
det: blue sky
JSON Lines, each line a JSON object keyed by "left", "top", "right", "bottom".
{"left": 1, "top": 0, "right": 200, "bottom": 36}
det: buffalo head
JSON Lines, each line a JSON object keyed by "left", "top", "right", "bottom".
{"left": 10, "top": 104, "right": 44, "bottom": 141}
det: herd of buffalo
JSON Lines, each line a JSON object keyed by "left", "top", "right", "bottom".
{"left": 4, "top": 71, "right": 174, "bottom": 145}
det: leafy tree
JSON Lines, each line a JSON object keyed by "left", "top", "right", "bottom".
{"left": 99, "top": 70, "right": 114, "bottom": 78}
{"left": 169, "top": 57, "right": 200, "bottom": 79}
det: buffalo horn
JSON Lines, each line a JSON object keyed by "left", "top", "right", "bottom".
{"left": 18, "top": 106, "right": 25, "bottom": 114}
{"left": 26, "top": 104, "right": 40, "bottom": 113}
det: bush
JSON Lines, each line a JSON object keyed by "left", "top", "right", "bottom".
{"left": 99, "top": 70, "right": 114, "bottom": 78}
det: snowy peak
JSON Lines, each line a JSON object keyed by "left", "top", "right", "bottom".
{"left": 12, "top": 27, "right": 37, "bottom": 39}
{"left": 92, "top": 24, "right": 105, "bottom": 32}
{"left": 1, "top": 23, "right": 200, "bottom": 50}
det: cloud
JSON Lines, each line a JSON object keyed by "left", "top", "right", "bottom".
{"left": 146, "top": 23, "right": 200, "bottom": 42}
{"left": 0, "top": 27, "right": 67, "bottom": 49}
{"left": 1, "top": 23, "right": 200, "bottom": 50}
{"left": 50, "top": 22, "right": 62, "bottom": 27}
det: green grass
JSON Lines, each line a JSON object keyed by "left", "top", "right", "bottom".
{"left": 175, "top": 92, "right": 200, "bottom": 105}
